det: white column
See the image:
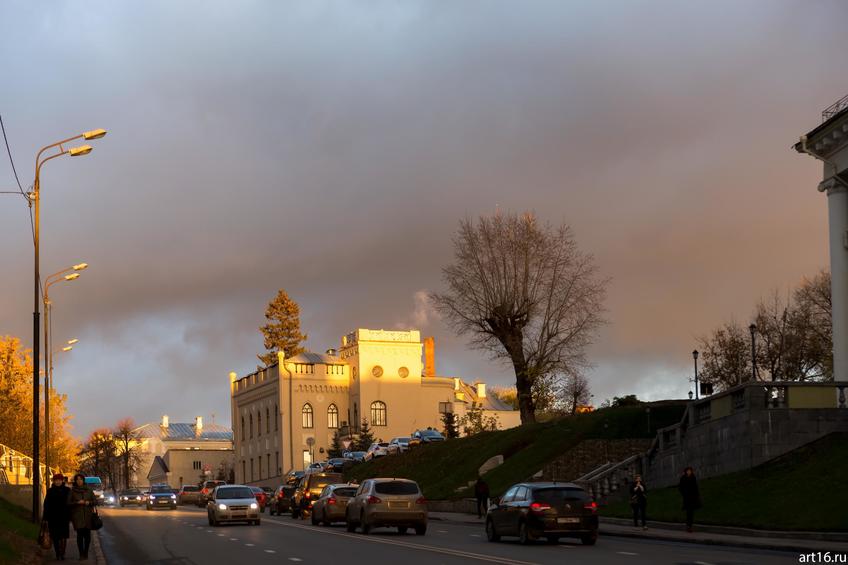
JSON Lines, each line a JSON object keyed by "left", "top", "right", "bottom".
{"left": 827, "top": 183, "right": 848, "bottom": 382}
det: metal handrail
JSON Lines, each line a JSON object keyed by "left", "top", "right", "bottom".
{"left": 823, "top": 93, "right": 848, "bottom": 122}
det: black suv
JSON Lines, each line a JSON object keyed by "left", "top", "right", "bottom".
{"left": 146, "top": 484, "right": 177, "bottom": 511}
{"left": 485, "top": 482, "right": 598, "bottom": 545}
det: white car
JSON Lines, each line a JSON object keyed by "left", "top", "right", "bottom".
{"left": 388, "top": 437, "right": 413, "bottom": 454}
{"left": 364, "top": 442, "right": 390, "bottom": 461}
{"left": 207, "top": 485, "right": 261, "bottom": 526}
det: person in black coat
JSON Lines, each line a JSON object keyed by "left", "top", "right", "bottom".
{"left": 678, "top": 466, "right": 701, "bottom": 532}
{"left": 474, "top": 477, "right": 490, "bottom": 518}
{"left": 43, "top": 473, "right": 71, "bottom": 560}
{"left": 629, "top": 475, "right": 648, "bottom": 529}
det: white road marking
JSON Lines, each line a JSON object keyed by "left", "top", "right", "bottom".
{"left": 245, "top": 543, "right": 255, "bottom": 547}
{"left": 469, "top": 534, "right": 481, "bottom": 537}
{"left": 288, "top": 559, "right": 301, "bottom": 562}
{"left": 229, "top": 538, "right": 238, "bottom": 541}
{"left": 437, "top": 530, "right": 448, "bottom": 533}
{"left": 206, "top": 530, "right": 213, "bottom": 533}
{"left": 694, "top": 562, "right": 714, "bottom": 565}
{"left": 217, "top": 534, "right": 225, "bottom": 537}
{"left": 617, "top": 552, "right": 638, "bottom": 556}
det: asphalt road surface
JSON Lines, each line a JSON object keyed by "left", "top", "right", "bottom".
{"left": 98, "top": 505, "right": 803, "bottom": 565}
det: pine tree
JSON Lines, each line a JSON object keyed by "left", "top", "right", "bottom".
{"left": 355, "top": 419, "right": 375, "bottom": 451}
{"left": 441, "top": 411, "right": 459, "bottom": 439}
{"left": 328, "top": 429, "right": 344, "bottom": 458}
{"left": 258, "top": 289, "right": 307, "bottom": 367}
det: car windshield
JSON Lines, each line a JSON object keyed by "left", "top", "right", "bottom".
{"left": 352, "top": 452, "right": 366, "bottom": 457}
{"left": 332, "top": 487, "right": 357, "bottom": 497}
{"left": 420, "top": 430, "right": 443, "bottom": 438}
{"left": 84, "top": 478, "right": 102, "bottom": 487}
{"left": 533, "top": 487, "right": 591, "bottom": 504}
{"left": 396, "top": 437, "right": 410, "bottom": 442}
{"left": 151, "top": 486, "right": 172, "bottom": 493}
{"left": 250, "top": 487, "right": 263, "bottom": 493}
{"left": 311, "top": 477, "right": 340, "bottom": 490}
{"left": 216, "top": 487, "right": 253, "bottom": 499}
{"left": 120, "top": 489, "right": 140, "bottom": 495}
{"left": 377, "top": 443, "right": 389, "bottom": 447}
{"left": 182, "top": 486, "right": 199, "bottom": 492}
{"left": 374, "top": 481, "right": 419, "bottom": 495}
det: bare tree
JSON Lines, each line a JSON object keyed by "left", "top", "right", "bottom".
{"left": 432, "top": 212, "right": 607, "bottom": 424}
{"left": 113, "top": 418, "right": 144, "bottom": 489}
{"left": 562, "top": 373, "right": 592, "bottom": 415}
{"left": 698, "top": 320, "right": 752, "bottom": 390}
{"left": 79, "top": 429, "right": 118, "bottom": 490}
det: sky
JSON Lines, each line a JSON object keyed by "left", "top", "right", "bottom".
{"left": 1, "top": 0, "right": 846, "bottom": 438}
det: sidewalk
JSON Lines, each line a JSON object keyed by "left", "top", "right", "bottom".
{"left": 428, "top": 511, "right": 848, "bottom": 553}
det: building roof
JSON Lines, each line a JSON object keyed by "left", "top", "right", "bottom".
{"left": 147, "top": 455, "right": 169, "bottom": 479}
{"left": 135, "top": 422, "right": 233, "bottom": 442}
{"left": 287, "top": 351, "right": 345, "bottom": 364}
{"left": 455, "top": 380, "right": 515, "bottom": 411}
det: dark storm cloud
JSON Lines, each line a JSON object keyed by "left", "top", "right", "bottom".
{"left": 1, "top": 0, "right": 846, "bottom": 435}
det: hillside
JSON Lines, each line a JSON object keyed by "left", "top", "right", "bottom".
{"left": 603, "top": 432, "right": 848, "bottom": 531}
{"left": 346, "top": 402, "right": 686, "bottom": 500}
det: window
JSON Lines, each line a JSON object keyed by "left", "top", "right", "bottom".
{"left": 514, "top": 486, "right": 528, "bottom": 502}
{"left": 302, "top": 403, "right": 314, "bottom": 428}
{"left": 266, "top": 408, "right": 270, "bottom": 433}
{"left": 192, "top": 460, "right": 202, "bottom": 470}
{"left": 267, "top": 454, "right": 271, "bottom": 477}
{"left": 370, "top": 401, "right": 387, "bottom": 426}
{"left": 354, "top": 403, "right": 359, "bottom": 431}
{"left": 249, "top": 414, "right": 253, "bottom": 439}
{"left": 250, "top": 458, "right": 254, "bottom": 481}
{"left": 275, "top": 404, "right": 279, "bottom": 431}
{"left": 294, "top": 363, "right": 314, "bottom": 374}
{"left": 241, "top": 460, "right": 246, "bottom": 482}
{"left": 328, "top": 404, "right": 339, "bottom": 429}
{"left": 275, "top": 452, "right": 279, "bottom": 476}
{"left": 438, "top": 402, "right": 452, "bottom": 414}
{"left": 241, "top": 416, "right": 245, "bottom": 440}
{"left": 259, "top": 455, "right": 263, "bottom": 479}
{"left": 501, "top": 486, "right": 519, "bottom": 503}
{"left": 327, "top": 364, "right": 344, "bottom": 375}
{"left": 258, "top": 411, "right": 262, "bottom": 436}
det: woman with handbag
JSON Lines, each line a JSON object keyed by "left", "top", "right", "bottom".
{"left": 68, "top": 473, "right": 96, "bottom": 560}
{"left": 42, "top": 473, "right": 70, "bottom": 559}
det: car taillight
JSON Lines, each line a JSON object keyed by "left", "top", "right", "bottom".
{"left": 304, "top": 492, "right": 310, "bottom": 499}
{"left": 366, "top": 495, "right": 382, "bottom": 505}
{"left": 328, "top": 496, "right": 337, "bottom": 505}
{"left": 415, "top": 497, "right": 427, "bottom": 505}
{"left": 584, "top": 501, "right": 598, "bottom": 513}
{"left": 530, "top": 502, "right": 551, "bottom": 513}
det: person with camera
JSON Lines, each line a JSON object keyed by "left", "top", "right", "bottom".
{"left": 630, "top": 474, "right": 648, "bottom": 530}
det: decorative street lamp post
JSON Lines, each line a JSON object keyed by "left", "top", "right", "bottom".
{"left": 749, "top": 323, "right": 758, "bottom": 382}
{"left": 692, "top": 350, "right": 700, "bottom": 401}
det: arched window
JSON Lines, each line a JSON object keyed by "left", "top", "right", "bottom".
{"left": 302, "top": 403, "right": 314, "bottom": 429}
{"left": 249, "top": 414, "right": 253, "bottom": 438}
{"left": 241, "top": 416, "right": 245, "bottom": 440}
{"left": 258, "top": 411, "right": 262, "bottom": 436}
{"left": 327, "top": 404, "right": 339, "bottom": 429}
{"left": 275, "top": 404, "right": 279, "bottom": 431}
{"left": 266, "top": 408, "right": 270, "bottom": 433}
{"left": 370, "top": 401, "right": 387, "bottom": 426}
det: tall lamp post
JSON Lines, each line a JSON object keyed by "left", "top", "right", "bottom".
{"left": 692, "top": 350, "right": 700, "bottom": 401}
{"left": 31, "top": 129, "right": 106, "bottom": 522}
{"left": 749, "top": 323, "right": 758, "bottom": 382}
{"left": 43, "top": 264, "right": 87, "bottom": 471}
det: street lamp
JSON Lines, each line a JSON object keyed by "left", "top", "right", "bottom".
{"left": 749, "top": 323, "right": 758, "bottom": 382}
{"left": 692, "top": 350, "right": 700, "bottom": 401}
{"left": 31, "top": 129, "right": 106, "bottom": 522}
{"left": 43, "top": 263, "right": 87, "bottom": 473}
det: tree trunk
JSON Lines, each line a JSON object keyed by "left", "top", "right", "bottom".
{"left": 507, "top": 344, "right": 535, "bottom": 424}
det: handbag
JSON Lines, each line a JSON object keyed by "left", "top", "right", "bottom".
{"left": 38, "top": 520, "right": 52, "bottom": 549}
{"left": 91, "top": 508, "right": 103, "bottom": 531}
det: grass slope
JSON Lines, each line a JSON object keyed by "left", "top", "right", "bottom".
{"left": 603, "top": 432, "right": 848, "bottom": 531}
{"left": 0, "top": 496, "right": 39, "bottom": 564}
{"left": 346, "top": 403, "right": 685, "bottom": 500}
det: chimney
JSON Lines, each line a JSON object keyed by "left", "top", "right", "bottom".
{"left": 423, "top": 337, "right": 435, "bottom": 377}
{"left": 195, "top": 416, "right": 203, "bottom": 431}
{"left": 476, "top": 382, "right": 487, "bottom": 399}
{"left": 326, "top": 348, "right": 337, "bottom": 356}
{"left": 161, "top": 415, "right": 169, "bottom": 428}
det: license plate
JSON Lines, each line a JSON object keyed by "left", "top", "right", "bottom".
{"left": 388, "top": 501, "right": 409, "bottom": 509}
{"left": 158, "top": 500, "right": 169, "bottom": 504}
{"left": 557, "top": 517, "right": 580, "bottom": 524}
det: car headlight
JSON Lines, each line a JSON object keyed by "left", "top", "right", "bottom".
{"left": 136, "top": 496, "right": 141, "bottom": 500}
{"left": 249, "top": 502, "right": 258, "bottom": 510}
{"left": 170, "top": 494, "right": 176, "bottom": 499}
{"left": 108, "top": 496, "right": 115, "bottom": 503}
{"left": 218, "top": 503, "right": 228, "bottom": 511}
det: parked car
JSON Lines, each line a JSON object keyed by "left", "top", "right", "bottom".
{"left": 388, "top": 437, "right": 415, "bottom": 453}
{"left": 291, "top": 472, "right": 345, "bottom": 518}
{"left": 324, "top": 458, "right": 351, "bottom": 473}
{"left": 305, "top": 462, "right": 326, "bottom": 475}
{"left": 177, "top": 484, "right": 202, "bottom": 506}
{"left": 412, "top": 429, "right": 445, "bottom": 444}
{"left": 118, "top": 488, "right": 143, "bottom": 507}
{"left": 311, "top": 483, "right": 359, "bottom": 526}
{"left": 207, "top": 485, "right": 261, "bottom": 526}
{"left": 485, "top": 482, "right": 598, "bottom": 545}
{"left": 84, "top": 477, "right": 106, "bottom": 504}
{"left": 285, "top": 470, "right": 305, "bottom": 486}
{"left": 343, "top": 451, "right": 367, "bottom": 463}
{"left": 141, "top": 490, "right": 150, "bottom": 503}
{"left": 146, "top": 484, "right": 177, "bottom": 511}
{"left": 249, "top": 486, "right": 268, "bottom": 512}
{"left": 364, "top": 442, "right": 390, "bottom": 461}
{"left": 269, "top": 485, "right": 295, "bottom": 516}
{"left": 197, "top": 480, "right": 228, "bottom": 507}
{"left": 345, "top": 478, "right": 427, "bottom": 535}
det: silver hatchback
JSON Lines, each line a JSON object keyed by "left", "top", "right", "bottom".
{"left": 207, "top": 485, "right": 261, "bottom": 526}
{"left": 345, "top": 478, "right": 427, "bottom": 535}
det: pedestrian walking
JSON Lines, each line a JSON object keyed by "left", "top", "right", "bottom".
{"left": 68, "top": 473, "right": 96, "bottom": 560}
{"left": 678, "top": 466, "right": 701, "bottom": 532}
{"left": 474, "top": 476, "right": 490, "bottom": 518}
{"left": 43, "top": 473, "right": 71, "bottom": 560}
{"left": 629, "top": 475, "right": 648, "bottom": 530}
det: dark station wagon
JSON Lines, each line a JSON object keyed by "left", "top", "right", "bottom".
{"left": 486, "top": 482, "right": 599, "bottom": 545}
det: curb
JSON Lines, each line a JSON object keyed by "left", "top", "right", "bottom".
{"left": 92, "top": 529, "right": 107, "bottom": 564}
{"left": 601, "top": 516, "right": 848, "bottom": 542}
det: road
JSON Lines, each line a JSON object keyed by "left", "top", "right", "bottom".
{"left": 98, "top": 505, "right": 802, "bottom": 565}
